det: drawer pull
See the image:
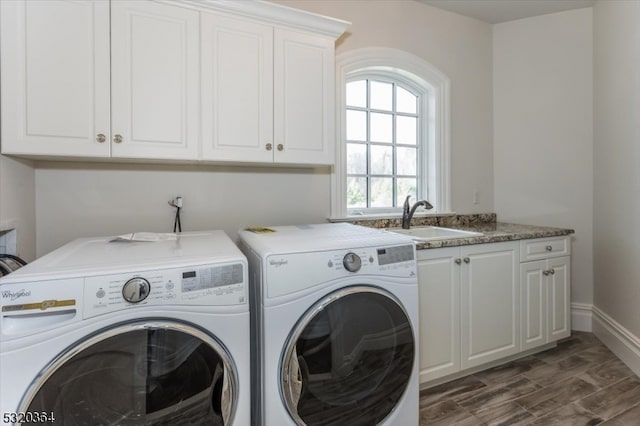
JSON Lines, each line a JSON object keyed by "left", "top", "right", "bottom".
{"left": 545, "top": 245, "right": 553, "bottom": 251}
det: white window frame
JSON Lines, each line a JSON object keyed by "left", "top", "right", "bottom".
{"left": 331, "top": 47, "right": 451, "bottom": 218}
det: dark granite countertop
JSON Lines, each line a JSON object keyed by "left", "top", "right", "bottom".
{"left": 333, "top": 213, "right": 574, "bottom": 250}
{"left": 409, "top": 222, "right": 574, "bottom": 250}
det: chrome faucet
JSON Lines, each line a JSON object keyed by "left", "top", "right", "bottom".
{"left": 402, "top": 195, "right": 433, "bottom": 229}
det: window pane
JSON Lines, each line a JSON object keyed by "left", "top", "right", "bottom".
{"left": 397, "top": 178, "right": 417, "bottom": 206}
{"left": 396, "top": 116, "right": 417, "bottom": 145}
{"left": 396, "top": 147, "right": 416, "bottom": 175}
{"left": 347, "top": 143, "right": 367, "bottom": 174}
{"left": 370, "top": 145, "right": 392, "bottom": 175}
{"left": 370, "top": 112, "right": 392, "bottom": 143}
{"left": 346, "top": 80, "right": 367, "bottom": 108}
{"left": 370, "top": 81, "right": 393, "bottom": 111}
{"left": 396, "top": 86, "right": 417, "bottom": 114}
{"left": 371, "top": 178, "right": 393, "bottom": 207}
{"left": 347, "top": 177, "right": 367, "bottom": 208}
{"left": 346, "top": 110, "right": 367, "bottom": 141}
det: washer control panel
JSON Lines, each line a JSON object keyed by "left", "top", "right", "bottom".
{"left": 83, "top": 262, "right": 246, "bottom": 318}
{"left": 266, "top": 244, "right": 417, "bottom": 299}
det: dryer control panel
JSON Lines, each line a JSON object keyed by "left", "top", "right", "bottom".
{"left": 83, "top": 261, "right": 246, "bottom": 319}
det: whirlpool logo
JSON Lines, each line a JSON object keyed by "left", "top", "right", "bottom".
{"left": 1, "top": 289, "right": 32, "bottom": 301}
{"left": 269, "top": 258, "right": 288, "bottom": 268}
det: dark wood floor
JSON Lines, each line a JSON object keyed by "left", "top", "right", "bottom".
{"left": 419, "top": 332, "right": 640, "bottom": 425}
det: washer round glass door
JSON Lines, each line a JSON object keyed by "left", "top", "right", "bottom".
{"left": 20, "top": 321, "right": 237, "bottom": 426}
{"left": 281, "top": 286, "right": 415, "bottom": 425}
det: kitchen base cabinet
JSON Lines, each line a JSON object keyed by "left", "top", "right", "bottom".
{"left": 460, "top": 242, "right": 520, "bottom": 369}
{"left": 521, "top": 237, "right": 571, "bottom": 351}
{"left": 417, "top": 247, "right": 460, "bottom": 383}
{"left": 418, "top": 237, "right": 571, "bottom": 386}
{"left": 418, "top": 241, "right": 519, "bottom": 382}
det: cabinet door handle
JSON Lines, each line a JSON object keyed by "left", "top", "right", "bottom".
{"left": 96, "top": 133, "right": 106, "bottom": 143}
{"left": 454, "top": 258, "right": 462, "bottom": 265}
{"left": 266, "top": 143, "right": 273, "bottom": 151}
{"left": 113, "top": 134, "right": 123, "bottom": 144}
{"left": 545, "top": 245, "right": 553, "bottom": 251}
{"left": 277, "top": 143, "right": 284, "bottom": 151}
{"left": 543, "top": 270, "right": 550, "bottom": 276}
{"left": 549, "top": 268, "right": 555, "bottom": 275}
{"left": 463, "top": 257, "right": 470, "bottom": 264}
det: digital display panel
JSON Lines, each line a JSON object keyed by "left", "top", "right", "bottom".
{"left": 377, "top": 245, "right": 414, "bottom": 266}
{"left": 181, "top": 263, "right": 244, "bottom": 292}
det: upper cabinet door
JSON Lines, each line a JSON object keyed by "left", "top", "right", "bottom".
{"left": 110, "top": 1, "right": 199, "bottom": 160}
{"left": 273, "top": 29, "right": 335, "bottom": 165}
{"left": 1, "top": 0, "right": 110, "bottom": 157}
{"left": 201, "top": 14, "right": 273, "bottom": 163}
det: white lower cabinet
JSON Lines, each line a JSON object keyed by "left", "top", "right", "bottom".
{"left": 418, "top": 241, "right": 519, "bottom": 382}
{"left": 520, "top": 237, "right": 571, "bottom": 351}
{"left": 460, "top": 242, "right": 520, "bottom": 369}
{"left": 418, "top": 237, "right": 571, "bottom": 386}
{"left": 417, "top": 247, "right": 461, "bottom": 383}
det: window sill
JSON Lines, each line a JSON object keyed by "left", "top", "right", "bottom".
{"left": 328, "top": 211, "right": 456, "bottom": 222}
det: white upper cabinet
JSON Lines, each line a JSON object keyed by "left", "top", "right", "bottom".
{"left": 1, "top": 0, "right": 110, "bottom": 157}
{"left": 111, "top": 1, "right": 199, "bottom": 160}
{"left": 201, "top": 15, "right": 341, "bottom": 165}
{"left": 273, "top": 29, "right": 335, "bottom": 164}
{"left": 1, "top": 0, "right": 348, "bottom": 164}
{"left": 201, "top": 14, "right": 274, "bottom": 163}
{"left": 1, "top": 0, "right": 199, "bottom": 160}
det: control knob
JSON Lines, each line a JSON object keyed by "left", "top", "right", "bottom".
{"left": 343, "top": 252, "right": 362, "bottom": 273}
{"left": 122, "top": 277, "right": 151, "bottom": 303}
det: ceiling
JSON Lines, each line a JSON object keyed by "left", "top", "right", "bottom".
{"left": 419, "top": 0, "right": 596, "bottom": 24}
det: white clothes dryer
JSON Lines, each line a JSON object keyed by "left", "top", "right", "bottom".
{"left": 238, "top": 223, "right": 419, "bottom": 426}
{"left": 0, "top": 231, "right": 250, "bottom": 426}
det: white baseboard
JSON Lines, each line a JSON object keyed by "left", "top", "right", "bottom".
{"left": 592, "top": 305, "right": 640, "bottom": 377}
{"left": 571, "top": 302, "right": 593, "bottom": 332}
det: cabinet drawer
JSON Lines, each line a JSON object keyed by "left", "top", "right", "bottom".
{"left": 520, "top": 237, "right": 570, "bottom": 262}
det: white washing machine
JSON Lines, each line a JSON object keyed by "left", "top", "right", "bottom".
{"left": 0, "top": 231, "right": 250, "bottom": 426}
{"left": 238, "top": 223, "right": 419, "bottom": 426}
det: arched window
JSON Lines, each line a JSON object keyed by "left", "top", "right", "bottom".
{"left": 332, "top": 48, "right": 451, "bottom": 217}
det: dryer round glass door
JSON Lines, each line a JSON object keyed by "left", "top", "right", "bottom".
{"left": 19, "top": 321, "right": 237, "bottom": 425}
{"left": 281, "top": 286, "right": 415, "bottom": 425}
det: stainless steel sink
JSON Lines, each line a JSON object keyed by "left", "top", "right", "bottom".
{"left": 386, "top": 226, "right": 483, "bottom": 241}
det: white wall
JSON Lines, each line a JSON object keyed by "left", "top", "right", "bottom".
{"left": 35, "top": 162, "right": 330, "bottom": 255}
{"left": 493, "top": 9, "right": 594, "bottom": 309}
{"left": 33, "top": 0, "right": 494, "bottom": 255}
{"left": 593, "top": 0, "right": 640, "bottom": 338}
{"left": 0, "top": 155, "right": 36, "bottom": 260}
